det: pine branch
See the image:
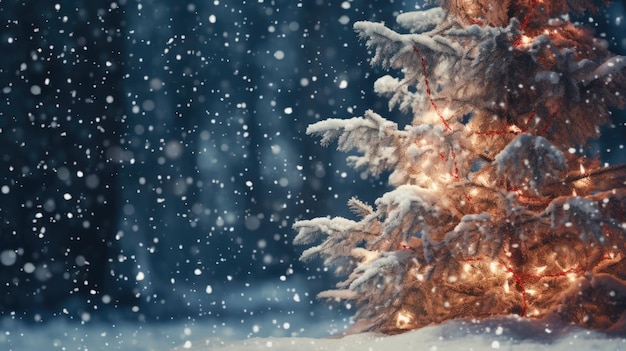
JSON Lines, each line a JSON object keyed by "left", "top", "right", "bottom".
{"left": 545, "top": 163, "right": 626, "bottom": 197}
{"left": 348, "top": 197, "right": 374, "bottom": 218}
{"left": 494, "top": 134, "right": 568, "bottom": 195}
{"left": 306, "top": 110, "right": 402, "bottom": 177}
{"left": 353, "top": 21, "right": 464, "bottom": 71}
{"left": 564, "top": 163, "right": 626, "bottom": 185}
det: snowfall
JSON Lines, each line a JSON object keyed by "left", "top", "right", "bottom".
{"left": 2, "top": 0, "right": 625, "bottom": 350}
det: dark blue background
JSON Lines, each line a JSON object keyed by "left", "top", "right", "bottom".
{"left": 0, "top": 0, "right": 624, "bottom": 332}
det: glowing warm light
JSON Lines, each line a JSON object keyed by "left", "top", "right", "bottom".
{"left": 463, "top": 263, "right": 471, "bottom": 273}
{"left": 579, "top": 164, "right": 586, "bottom": 174}
{"left": 567, "top": 272, "right": 577, "bottom": 282}
{"left": 463, "top": 0, "right": 474, "bottom": 15}
{"left": 526, "top": 289, "right": 536, "bottom": 296}
{"left": 442, "top": 106, "right": 452, "bottom": 117}
{"left": 503, "top": 280, "right": 510, "bottom": 293}
{"left": 519, "top": 35, "right": 532, "bottom": 46}
{"left": 489, "top": 261, "right": 498, "bottom": 274}
{"left": 422, "top": 109, "right": 442, "bottom": 125}
{"left": 535, "top": 266, "right": 547, "bottom": 274}
{"left": 396, "top": 310, "right": 413, "bottom": 329}
{"left": 474, "top": 173, "right": 490, "bottom": 187}
{"left": 508, "top": 124, "right": 523, "bottom": 134}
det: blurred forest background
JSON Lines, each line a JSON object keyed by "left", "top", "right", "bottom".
{"left": 0, "top": 0, "right": 624, "bottom": 331}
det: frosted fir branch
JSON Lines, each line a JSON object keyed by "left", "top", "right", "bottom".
{"left": 306, "top": 108, "right": 463, "bottom": 187}
{"left": 316, "top": 288, "right": 357, "bottom": 301}
{"left": 371, "top": 185, "right": 439, "bottom": 249}
{"left": 347, "top": 250, "right": 412, "bottom": 293}
{"left": 306, "top": 110, "right": 401, "bottom": 176}
{"left": 374, "top": 75, "right": 422, "bottom": 114}
{"left": 350, "top": 247, "right": 380, "bottom": 262}
{"left": 293, "top": 217, "right": 342, "bottom": 245}
{"left": 527, "top": 35, "right": 594, "bottom": 80}
{"left": 520, "top": 31, "right": 625, "bottom": 143}
{"left": 588, "top": 189, "right": 626, "bottom": 240}
{"left": 528, "top": 34, "right": 562, "bottom": 64}
{"left": 528, "top": 42, "right": 591, "bottom": 99}
{"left": 293, "top": 216, "right": 366, "bottom": 262}
{"left": 320, "top": 250, "right": 417, "bottom": 328}
{"left": 544, "top": 196, "right": 605, "bottom": 243}
{"left": 583, "top": 56, "right": 626, "bottom": 85}
{"left": 353, "top": 20, "right": 463, "bottom": 70}
{"left": 353, "top": 21, "right": 408, "bottom": 69}
{"left": 321, "top": 249, "right": 414, "bottom": 309}
{"left": 374, "top": 72, "right": 464, "bottom": 128}
{"left": 494, "top": 134, "right": 567, "bottom": 195}
{"left": 389, "top": 123, "right": 468, "bottom": 187}
{"left": 445, "top": 212, "right": 493, "bottom": 258}
{"left": 292, "top": 216, "right": 352, "bottom": 246}
{"left": 444, "top": 18, "right": 519, "bottom": 43}
{"left": 306, "top": 110, "right": 397, "bottom": 147}
{"left": 348, "top": 197, "right": 374, "bottom": 218}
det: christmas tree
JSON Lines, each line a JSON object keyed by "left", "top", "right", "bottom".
{"left": 294, "top": 0, "right": 626, "bottom": 334}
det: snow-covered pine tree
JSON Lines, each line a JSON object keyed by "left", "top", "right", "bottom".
{"left": 294, "top": 0, "right": 626, "bottom": 334}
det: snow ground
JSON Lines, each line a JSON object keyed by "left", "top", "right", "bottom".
{"left": 3, "top": 315, "right": 624, "bottom": 351}
{"left": 181, "top": 317, "right": 626, "bottom": 351}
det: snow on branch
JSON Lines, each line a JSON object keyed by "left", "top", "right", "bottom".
{"left": 306, "top": 110, "right": 402, "bottom": 177}
{"left": 347, "top": 197, "right": 374, "bottom": 218}
{"left": 353, "top": 21, "right": 463, "bottom": 70}
{"left": 444, "top": 18, "right": 520, "bottom": 44}
{"left": 321, "top": 249, "right": 415, "bottom": 324}
{"left": 371, "top": 185, "right": 439, "bottom": 251}
{"left": 494, "top": 134, "right": 567, "bottom": 195}
{"left": 396, "top": 8, "right": 445, "bottom": 33}
{"left": 544, "top": 197, "right": 605, "bottom": 243}
{"left": 347, "top": 250, "right": 410, "bottom": 292}
{"left": 583, "top": 56, "right": 626, "bottom": 85}
{"left": 293, "top": 216, "right": 373, "bottom": 267}
{"left": 374, "top": 75, "right": 421, "bottom": 114}
{"left": 444, "top": 212, "right": 493, "bottom": 258}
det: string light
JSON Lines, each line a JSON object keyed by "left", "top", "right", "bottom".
{"left": 396, "top": 310, "right": 414, "bottom": 329}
